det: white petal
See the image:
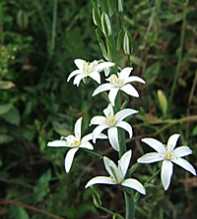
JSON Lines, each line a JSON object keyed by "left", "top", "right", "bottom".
{"left": 81, "top": 133, "right": 93, "bottom": 142}
{"left": 74, "top": 117, "right": 82, "bottom": 139}
{"left": 126, "top": 76, "right": 145, "bottom": 84}
{"left": 141, "top": 138, "right": 166, "bottom": 153}
{"left": 137, "top": 152, "right": 163, "bottom": 163}
{"left": 104, "top": 68, "right": 110, "bottom": 77}
{"left": 73, "top": 74, "right": 84, "bottom": 86}
{"left": 121, "top": 178, "right": 146, "bottom": 195}
{"left": 172, "top": 157, "right": 196, "bottom": 175}
{"left": 108, "top": 127, "right": 119, "bottom": 151}
{"left": 47, "top": 140, "right": 67, "bottom": 147}
{"left": 104, "top": 156, "right": 118, "bottom": 178}
{"left": 64, "top": 148, "right": 79, "bottom": 173}
{"left": 116, "top": 121, "right": 133, "bottom": 139}
{"left": 167, "top": 134, "right": 180, "bottom": 150}
{"left": 67, "top": 70, "right": 81, "bottom": 82}
{"left": 85, "top": 176, "right": 115, "bottom": 188}
{"left": 92, "top": 83, "right": 112, "bottom": 96}
{"left": 121, "top": 84, "right": 139, "bottom": 97}
{"left": 118, "top": 150, "right": 132, "bottom": 178}
{"left": 103, "top": 104, "right": 114, "bottom": 117}
{"left": 74, "top": 59, "right": 85, "bottom": 70}
{"left": 81, "top": 132, "right": 107, "bottom": 143}
{"left": 108, "top": 88, "right": 119, "bottom": 106}
{"left": 97, "top": 133, "right": 108, "bottom": 139}
{"left": 80, "top": 142, "right": 94, "bottom": 150}
{"left": 161, "top": 160, "right": 173, "bottom": 190}
{"left": 173, "top": 146, "right": 192, "bottom": 157}
{"left": 92, "top": 125, "right": 108, "bottom": 143}
{"left": 95, "top": 61, "right": 114, "bottom": 72}
{"left": 90, "top": 71, "right": 101, "bottom": 84}
{"left": 65, "top": 135, "right": 77, "bottom": 146}
{"left": 90, "top": 116, "right": 106, "bottom": 125}
{"left": 115, "top": 108, "right": 138, "bottom": 121}
{"left": 119, "top": 67, "right": 133, "bottom": 79}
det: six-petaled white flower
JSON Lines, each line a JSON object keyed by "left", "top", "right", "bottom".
{"left": 90, "top": 104, "right": 137, "bottom": 151}
{"left": 92, "top": 67, "right": 145, "bottom": 105}
{"left": 67, "top": 59, "right": 114, "bottom": 86}
{"left": 85, "top": 150, "right": 146, "bottom": 194}
{"left": 48, "top": 117, "right": 106, "bottom": 173}
{"left": 50, "top": 58, "right": 195, "bottom": 197}
{"left": 137, "top": 134, "right": 196, "bottom": 190}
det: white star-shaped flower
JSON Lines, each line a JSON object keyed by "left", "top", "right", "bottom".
{"left": 85, "top": 150, "right": 146, "bottom": 195}
{"left": 137, "top": 134, "right": 196, "bottom": 190}
{"left": 90, "top": 104, "right": 137, "bottom": 151}
{"left": 67, "top": 59, "right": 114, "bottom": 86}
{"left": 92, "top": 67, "right": 145, "bottom": 105}
{"left": 48, "top": 117, "right": 106, "bottom": 173}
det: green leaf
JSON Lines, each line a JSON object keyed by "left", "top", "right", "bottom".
{"left": 92, "top": 189, "right": 102, "bottom": 208}
{"left": 118, "top": 0, "right": 124, "bottom": 12}
{"left": 0, "top": 133, "right": 13, "bottom": 144}
{"left": 0, "top": 103, "right": 12, "bottom": 115}
{"left": 33, "top": 170, "right": 51, "bottom": 203}
{"left": 1, "top": 107, "right": 20, "bottom": 125}
{"left": 129, "top": 55, "right": 144, "bottom": 66}
{"left": 144, "top": 62, "right": 160, "bottom": 83}
{"left": 52, "top": 121, "right": 70, "bottom": 136}
{"left": 9, "top": 206, "right": 29, "bottom": 219}
{"left": 17, "top": 10, "right": 29, "bottom": 30}
{"left": 192, "top": 126, "right": 197, "bottom": 136}
{"left": 161, "top": 12, "right": 183, "bottom": 24}
{"left": 95, "top": 29, "right": 108, "bottom": 60}
{"left": 106, "top": 0, "right": 116, "bottom": 16}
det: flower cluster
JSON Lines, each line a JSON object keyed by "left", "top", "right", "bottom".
{"left": 48, "top": 58, "right": 196, "bottom": 195}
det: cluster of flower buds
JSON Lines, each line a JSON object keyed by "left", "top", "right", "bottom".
{"left": 48, "top": 58, "right": 196, "bottom": 194}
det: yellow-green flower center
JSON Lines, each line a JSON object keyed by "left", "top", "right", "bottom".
{"left": 71, "top": 139, "right": 81, "bottom": 147}
{"left": 83, "top": 62, "right": 93, "bottom": 75}
{"left": 109, "top": 75, "right": 124, "bottom": 88}
{"left": 106, "top": 115, "right": 117, "bottom": 127}
{"left": 164, "top": 151, "right": 174, "bottom": 160}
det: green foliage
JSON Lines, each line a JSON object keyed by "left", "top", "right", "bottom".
{"left": 0, "top": 0, "right": 196, "bottom": 218}
{"left": 33, "top": 170, "right": 51, "bottom": 203}
{"left": 9, "top": 206, "right": 29, "bottom": 219}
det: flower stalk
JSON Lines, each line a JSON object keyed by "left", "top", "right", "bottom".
{"left": 116, "top": 93, "right": 135, "bottom": 219}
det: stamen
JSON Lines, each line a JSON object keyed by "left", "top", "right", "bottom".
{"left": 164, "top": 151, "right": 174, "bottom": 160}
{"left": 70, "top": 138, "right": 81, "bottom": 147}
{"left": 105, "top": 115, "right": 117, "bottom": 127}
{"left": 109, "top": 75, "right": 124, "bottom": 88}
{"left": 83, "top": 62, "right": 94, "bottom": 75}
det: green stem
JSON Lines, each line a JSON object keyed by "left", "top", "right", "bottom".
{"left": 85, "top": 149, "right": 103, "bottom": 159}
{"left": 170, "top": 0, "right": 188, "bottom": 102}
{"left": 50, "top": 0, "right": 58, "bottom": 57}
{"left": 116, "top": 94, "right": 134, "bottom": 219}
{"left": 124, "top": 192, "right": 135, "bottom": 219}
{"left": 97, "top": 205, "right": 124, "bottom": 219}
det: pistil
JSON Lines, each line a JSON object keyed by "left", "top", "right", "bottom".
{"left": 106, "top": 115, "right": 117, "bottom": 127}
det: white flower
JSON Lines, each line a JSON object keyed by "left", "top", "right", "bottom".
{"left": 67, "top": 59, "right": 114, "bottom": 86}
{"left": 48, "top": 117, "right": 106, "bottom": 173}
{"left": 90, "top": 104, "right": 137, "bottom": 151}
{"left": 137, "top": 134, "right": 196, "bottom": 190}
{"left": 92, "top": 67, "right": 145, "bottom": 105}
{"left": 85, "top": 150, "right": 146, "bottom": 195}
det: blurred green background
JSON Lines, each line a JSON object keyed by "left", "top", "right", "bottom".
{"left": 0, "top": 0, "right": 196, "bottom": 218}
